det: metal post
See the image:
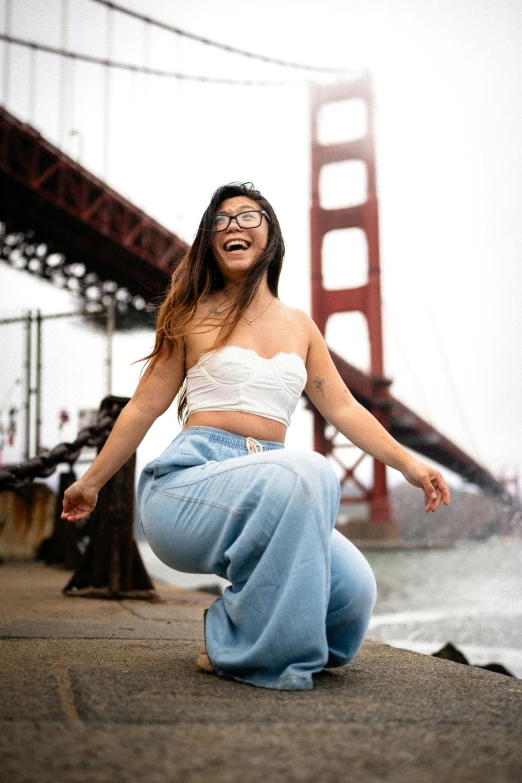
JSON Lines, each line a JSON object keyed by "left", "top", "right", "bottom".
{"left": 106, "top": 297, "right": 115, "bottom": 396}
{"left": 35, "top": 309, "right": 42, "bottom": 454}
{"left": 63, "top": 396, "right": 158, "bottom": 599}
{"left": 23, "top": 310, "right": 32, "bottom": 459}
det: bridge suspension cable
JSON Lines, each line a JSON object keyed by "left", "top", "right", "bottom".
{"left": 382, "top": 300, "right": 433, "bottom": 421}
{"left": 88, "top": 0, "right": 358, "bottom": 76}
{"left": 2, "top": 0, "right": 12, "bottom": 105}
{"left": 0, "top": 34, "right": 293, "bottom": 86}
{"left": 424, "top": 300, "right": 483, "bottom": 461}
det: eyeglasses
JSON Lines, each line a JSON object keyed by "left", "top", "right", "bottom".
{"left": 211, "top": 210, "right": 270, "bottom": 232}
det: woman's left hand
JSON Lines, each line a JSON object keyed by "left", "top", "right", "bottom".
{"left": 402, "top": 459, "right": 451, "bottom": 512}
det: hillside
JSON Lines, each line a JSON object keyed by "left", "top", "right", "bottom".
{"left": 390, "top": 482, "right": 518, "bottom": 543}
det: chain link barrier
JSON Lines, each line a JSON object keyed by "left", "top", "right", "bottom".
{"left": 0, "top": 396, "right": 128, "bottom": 492}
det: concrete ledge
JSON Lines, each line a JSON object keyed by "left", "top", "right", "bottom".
{"left": 0, "top": 563, "right": 521, "bottom": 782}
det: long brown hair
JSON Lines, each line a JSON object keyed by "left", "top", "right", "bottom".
{"left": 141, "top": 182, "right": 285, "bottom": 422}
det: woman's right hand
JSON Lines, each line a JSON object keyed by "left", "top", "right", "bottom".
{"left": 61, "top": 481, "right": 99, "bottom": 522}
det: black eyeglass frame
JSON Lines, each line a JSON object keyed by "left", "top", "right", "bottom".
{"left": 210, "top": 210, "right": 271, "bottom": 232}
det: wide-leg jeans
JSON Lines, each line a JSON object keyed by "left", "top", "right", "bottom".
{"left": 138, "top": 426, "right": 377, "bottom": 691}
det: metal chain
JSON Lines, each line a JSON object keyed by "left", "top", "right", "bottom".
{"left": 0, "top": 395, "right": 129, "bottom": 492}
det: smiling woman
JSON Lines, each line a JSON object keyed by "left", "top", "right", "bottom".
{"left": 210, "top": 200, "right": 272, "bottom": 292}
{"left": 61, "top": 181, "right": 450, "bottom": 691}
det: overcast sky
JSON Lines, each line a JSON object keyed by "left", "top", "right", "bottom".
{"left": 1, "top": 0, "right": 521, "bottom": 496}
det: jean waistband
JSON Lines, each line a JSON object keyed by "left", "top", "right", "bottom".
{"left": 178, "top": 426, "right": 284, "bottom": 451}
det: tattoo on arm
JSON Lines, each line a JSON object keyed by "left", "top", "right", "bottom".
{"left": 313, "top": 376, "right": 326, "bottom": 398}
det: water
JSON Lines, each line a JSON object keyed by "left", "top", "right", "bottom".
{"left": 364, "top": 538, "right": 522, "bottom": 677}
{"left": 138, "top": 537, "right": 522, "bottom": 677}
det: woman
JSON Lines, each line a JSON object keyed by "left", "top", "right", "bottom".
{"left": 62, "top": 182, "right": 450, "bottom": 691}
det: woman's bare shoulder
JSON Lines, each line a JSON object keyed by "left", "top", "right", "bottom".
{"left": 273, "top": 303, "right": 317, "bottom": 357}
{"left": 277, "top": 302, "right": 315, "bottom": 331}
{"left": 184, "top": 293, "right": 227, "bottom": 364}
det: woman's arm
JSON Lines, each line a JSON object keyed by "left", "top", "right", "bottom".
{"left": 303, "top": 314, "right": 450, "bottom": 513}
{"left": 61, "top": 342, "right": 185, "bottom": 521}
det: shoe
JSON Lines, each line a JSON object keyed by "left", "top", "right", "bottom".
{"left": 195, "top": 608, "right": 215, "bottom": 674}
{"left": 195, "top": 648, "right": 215, "bottom": 673}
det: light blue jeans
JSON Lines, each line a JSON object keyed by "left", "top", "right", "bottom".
{"left": 138, "top": 426, "right": 376, "bottom": 691}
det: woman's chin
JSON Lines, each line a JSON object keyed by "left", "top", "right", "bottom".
{"left": 220, "top": 258, "right": 256, "bottom": 278}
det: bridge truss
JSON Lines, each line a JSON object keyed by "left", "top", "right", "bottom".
{"left": 0, "top": 106, "right": 187, "bottom": 326}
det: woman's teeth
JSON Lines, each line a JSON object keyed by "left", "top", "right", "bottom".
{"left": 224, "top": 240, "right": 249, "bottom": 251}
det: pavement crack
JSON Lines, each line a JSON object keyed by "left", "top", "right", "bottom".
{"left": 54, "top": 666, "right": 81, "bottom": 722}
{"left": 117, "top": 601, "right": 149, "bottom": 619}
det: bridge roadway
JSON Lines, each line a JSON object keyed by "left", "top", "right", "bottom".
{"left": 0, "top": 106, "right": 513, "bottom": 505}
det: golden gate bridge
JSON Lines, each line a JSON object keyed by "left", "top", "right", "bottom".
{"left": 0, "top": 0, "right": 519, "bottom": 542}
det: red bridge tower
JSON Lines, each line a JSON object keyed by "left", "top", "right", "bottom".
{"left": 310, "top": 76, "right": 398, "bottom": 538}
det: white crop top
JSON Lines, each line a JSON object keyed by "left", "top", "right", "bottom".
{"left": 185, "top": 345, "right": 308, "bottom": 427}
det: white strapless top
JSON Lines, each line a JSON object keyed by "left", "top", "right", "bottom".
{"left": 185, "top": 345, "right": 308, "bottom": 427}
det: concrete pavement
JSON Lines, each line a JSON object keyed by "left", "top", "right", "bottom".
{"left": 1, "top": 562, "right": 521, "bottom": 783}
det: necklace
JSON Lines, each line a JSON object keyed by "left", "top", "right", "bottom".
{"left": 223, "top": 293, "right": 275, "bottom": 325}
